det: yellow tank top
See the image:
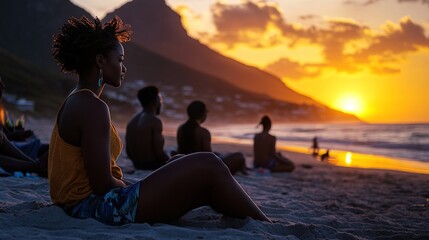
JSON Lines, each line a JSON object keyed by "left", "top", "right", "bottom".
{"left": 48, "top": 89, "right": 123, "bottom": 206}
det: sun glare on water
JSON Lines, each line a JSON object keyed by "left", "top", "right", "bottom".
{"left": 345, "top": 152, "right": 352, "bottom": 165}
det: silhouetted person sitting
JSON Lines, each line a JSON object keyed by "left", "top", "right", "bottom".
{"left": 126, "top": 86, "right": 170, "bottom": 170}
{"left": 253, "top": 115, "right": 295, "bottom": 172}
{"left": 176, "top": 101, "right": 247, "bottom": 175}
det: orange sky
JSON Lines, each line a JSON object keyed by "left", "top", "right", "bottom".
{"left": 72, "top": 0, "right": 429, "bottom": 123}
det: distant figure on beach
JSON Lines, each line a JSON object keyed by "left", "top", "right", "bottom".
{"left": 176, "top": 100, "right": 248, "bottom": 175}
{"left": 310, "top": 137, "right": 320, "bottom": 156}
{"left": 49, "top": 16, "right": 270, "bottom": 225}
{"left": 126, "top": 86, "right": 170, "bottom": 170}
{"left": 320, "top": 149, "right": 330, "bottom": 161}
{"left": 0, "top": 77, "right": 48, "bottom": 159}
{"left": 253, "top": 115, "right": 295, "bottom": 172}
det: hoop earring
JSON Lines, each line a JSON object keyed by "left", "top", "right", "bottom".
{"left": 98, "top": 69, "right": 103, "bottom": 87}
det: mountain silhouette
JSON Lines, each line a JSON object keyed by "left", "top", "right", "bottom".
{"left": 104, "top": 0, "right": 321, "bottom": 106}
{"left": 0, "top": 0, "right": 360, "bottom": 123}
{"left": 0, "top": 0, "right": 91, "bottom": 70}
{"left": 105, "top": 42, "right": 359, "bottom": 125}
{"left": 0, "top": 48, "right": 74, "bottom": 114}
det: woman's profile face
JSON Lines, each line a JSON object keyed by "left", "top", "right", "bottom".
{"left": 102, "top": 42, "right": 127, "bottom": 88}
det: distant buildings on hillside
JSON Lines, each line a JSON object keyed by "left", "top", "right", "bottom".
{"left": 3, "top": 93, "right": 34, "bottom": 111}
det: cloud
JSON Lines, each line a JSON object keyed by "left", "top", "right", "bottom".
{"left": 265, "top": 58, "right": 322, "bottom": 80}
{"left": 209, "top": 1, "right": 298, "bottom": 48}
{"left": 295, "top": 19, "right": 370, "bottom": 74}
{"left": 344, "top": 0, "right": 429, "bottom": 6}
{"left": 342, "top": 0, "right": 381, "bottom": 6}
{"left": 175, "top": 5, "right": 202, "bottom": 19}
{"left": 205, "top": 1, "right": 429, "bottom": 79}
{"left": 299, "top": 15, "right": 319, "bottom": 21}
{"left": 398, "top": 0, "right": 429, "bottom": 6}
{"left": 264, "top": 17, "right": 429, "bottom": 79}
{"left": 354, "top": 17, "right": 429, "bottom": 62}
{"left": 174, "top": 5, "right": 203, "bottom": 29}
{"left": 371, "top": 66, "right": 401, "bottom": 74}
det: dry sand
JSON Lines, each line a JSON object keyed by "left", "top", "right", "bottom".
{"left": 0, "top": 118, "right": 428, "bottom": 239}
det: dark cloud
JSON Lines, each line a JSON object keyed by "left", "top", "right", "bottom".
{"left": 265, "top": 58, "right": 322, "bottom": 80}
{"left": 209, "top": 1, "right": 298, "bottom": 48}
{"left": 307, "top": 20, "right": 368, "bottom": 73}
{"left": 355, "top": 17, "right": 429, "bottom": 62}
{"left": 398, "top": 0, "right": 429, "bottom": 6}
{"left": 371, "top": 66, "right": 401, "bottom": 74}
{"left": 211, "top": 1, "right": 276, "bottom": 33}
{"left": 344, "top": 0, "right": 429, "bottom": 6}
{"left": 299, "top": 15, "right": 319, "bottom": 21}
{"left": 342, "top": 0, "right": 381, "bottom": 6}
{"left": 264, "top": 17, "right": 429, "bottom": 79}
{"left": 364, "top": 0, "right": 382, "bottom": 5}
{"left": 206, "top": 1, "right": 429, "bottom": 79}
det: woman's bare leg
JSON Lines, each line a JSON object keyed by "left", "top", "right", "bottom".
{"left": 0, "top": 136, "right": 36, "bottom": 163}
{"left": 272, "top": 153, "right": 295, "bottom": 172}
{"left": 135, "top": 152, "right": 270, "bottom": 223}
{"left": 221, "top": 152, "right": 247, "bottom": 175}
{"left": 0, "top": 134, "right": 46, "bottom": 175}
{"left": 0, "top": 155, "right": 39, "bottom": 173}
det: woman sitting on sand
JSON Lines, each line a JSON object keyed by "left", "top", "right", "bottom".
{"left": 253, "top": 115, "right": 295, "bottom": 172}
{"left": 48, "top": 16, "right": 270, "bottom": 225}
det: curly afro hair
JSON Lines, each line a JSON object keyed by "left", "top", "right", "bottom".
{"left": 52, "top": 16, "right": 132, "bottom": 74}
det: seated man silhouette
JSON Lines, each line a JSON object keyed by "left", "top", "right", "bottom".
{"left": 126, "top": 86, "right": 170, "bottom": 170}
{"left": 176, "top": 101, "right": 247, "bottom": 175}
{"left": 253, "top": 115, "right": 295, "bottom": 172}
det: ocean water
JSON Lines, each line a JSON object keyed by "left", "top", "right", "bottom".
{"left": 209, "top": 123, "right": 429, "bottom": 162}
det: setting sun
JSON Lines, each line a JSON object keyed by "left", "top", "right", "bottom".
{"left": 336, "top": 95, "right": 364, "bottom": 115}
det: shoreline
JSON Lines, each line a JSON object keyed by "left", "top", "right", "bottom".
{"left": 25, "top": 117, "right": 429, "bottom": 175}
{"left": 209, "top": 135, "right": 429, "bottom": 176}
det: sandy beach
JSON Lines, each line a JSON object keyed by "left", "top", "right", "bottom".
{"left": 1, "top": 118, "right": 428, "bottom": 239}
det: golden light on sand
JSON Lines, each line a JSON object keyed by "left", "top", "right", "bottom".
{"left": 336, "top": 94, "right": 364, "bottom": 115}
{"left": 345, "top": 152, "right": 352, "bottom": 165}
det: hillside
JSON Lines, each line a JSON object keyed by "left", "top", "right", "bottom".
{"left": 0, "top": 0, "right": 361, "bottom": 124}
{"left": 0, "top": 0, "right": 91, "bottom": 70}
{"left": 0, "top": 48, "right": 74, "bottom": 116}
{"left": 105, "top": 43, "right": 360, "bottom": 126}
{"left": 104, "top": 0, "right": 322, "bottom": 106}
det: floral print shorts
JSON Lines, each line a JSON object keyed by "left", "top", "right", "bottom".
{"left": 63, "top": 182, "right": 141, "bottom": 225}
